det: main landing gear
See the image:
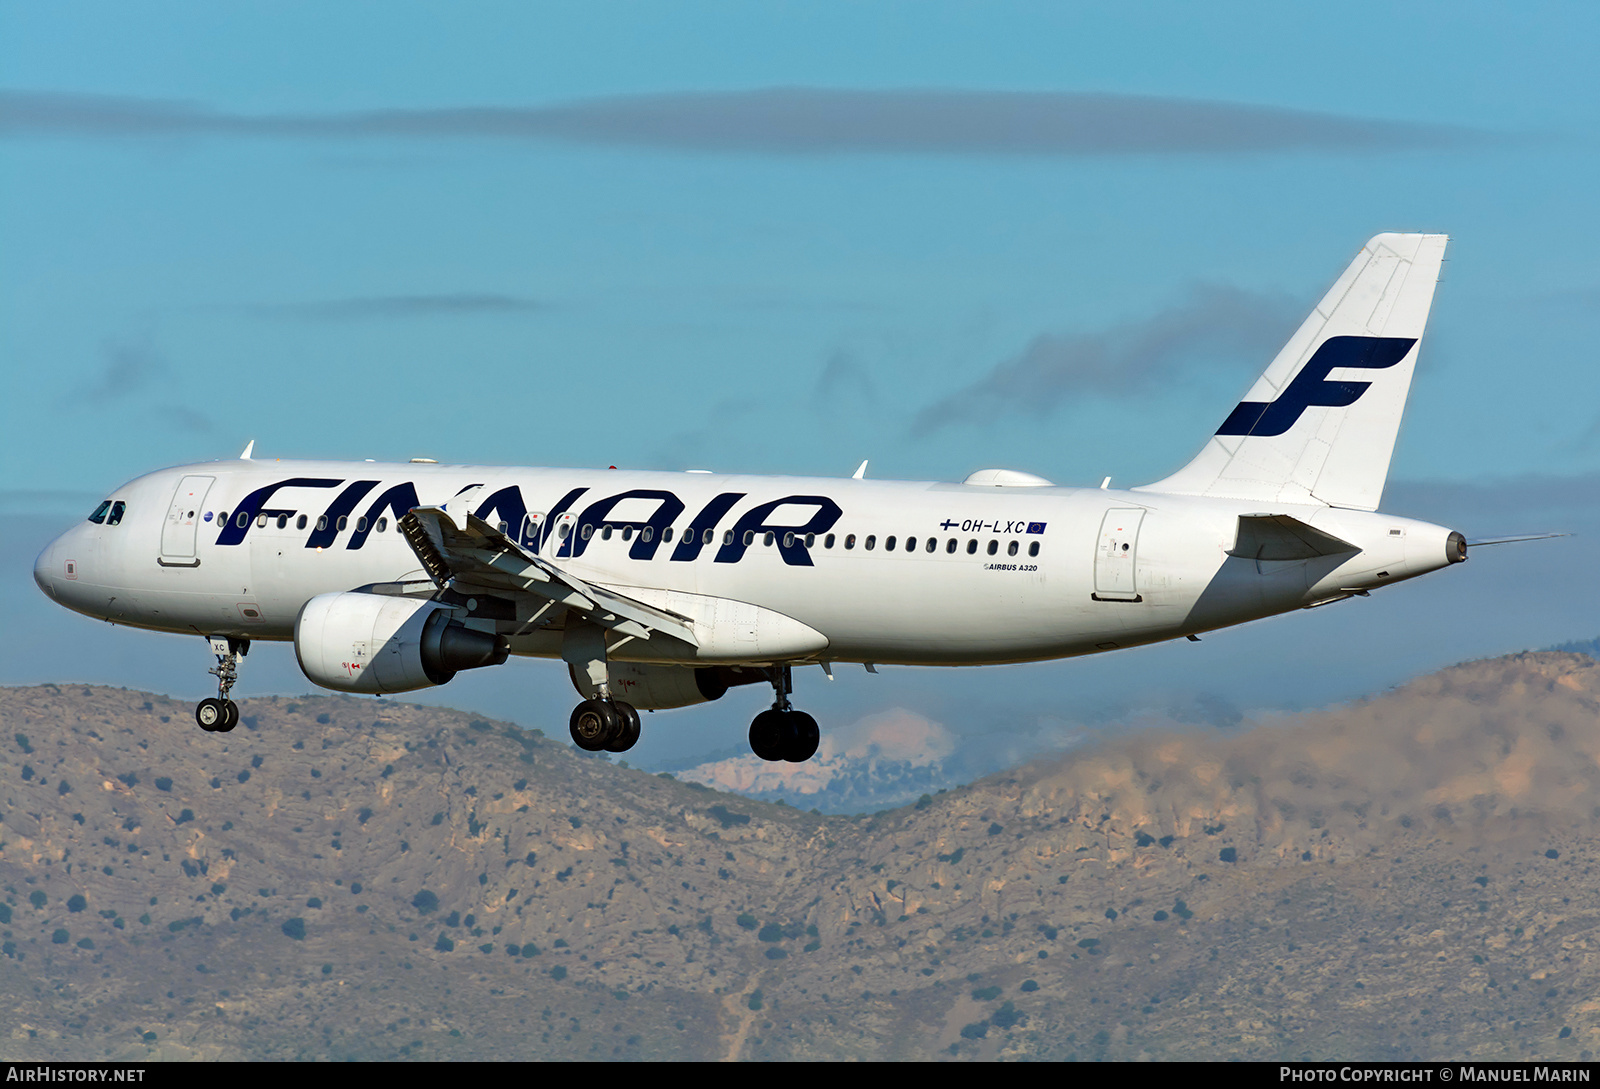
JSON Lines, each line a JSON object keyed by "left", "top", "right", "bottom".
{"left": 748, "top": 665, "right": 819, "bottom": 763}
{"left": 195, "top": 635, "right": 248, "bottom": 733}
{"left": 569, "top": 698, "right": 641, "bottom": 754}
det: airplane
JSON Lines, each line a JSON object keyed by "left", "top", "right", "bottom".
{"left": 36, "top": 232, "right": 1524, "bottom": 763}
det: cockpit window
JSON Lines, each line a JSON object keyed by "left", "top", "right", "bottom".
{"left": 88, "top": 501, "right": 111, "bottom": 524}
{"left": 106, "top": 501, "right": 126, "bottom": 526}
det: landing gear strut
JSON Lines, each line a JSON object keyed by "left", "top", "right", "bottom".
{"left": 568, "top": 698, "right": 641, "bottom": 753}
{"left": 748, "top": 665, "right": 819, "bottom": 763}
{"left": 196, "top": 636, "right": 247, "bottom": 733}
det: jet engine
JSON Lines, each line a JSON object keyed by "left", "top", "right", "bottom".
{"left": 295, "top": 591, "right": 508, "bottom": 694}
{"left": 569, "top": 661, "right": 762, "bottom": 710}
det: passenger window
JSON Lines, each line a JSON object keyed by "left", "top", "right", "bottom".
{"left": 256, "top": 514, "right": 267, "bottom": 528}
{"left": 703, "top": 528, "right": 714, "bottom": 545}
{"left": 378, "top": 517, "right": 388, "bottom": 533}
{"left": 805, "top": 533, "right": 815, "bottom": 548}
{"left": 946, "top": 538, "right": 957, "bottom": 554}
{"left": 844, "top": 534, "right": 855, "bottom": 549}
{"left": 1007, "top": 540, "right": 1019, "bottom": 556}
{"left": 987, "top": 540, "right": 997, "bottom": 555}
{"left": 824, "top": 534, "right": 834, "bottom": 549}
{"left": 108, "top": 501, "right": 126, "bottom": 526}
{"left": 765, "top": 532, "right": 776, "bottom": 547}
{"left": 237, "top": 513, "right": 249, "bottom": 528}
{"left": 1029, "top": 541, "right": 1040, "bottom": 557}
{"left": 724, "top": 530, "right": 734, "bottom": 545}
{"left": 884, "top": 535, "right": 896, "bottom": 551}
{"left": 906, "top": 537, "right": 918, "bottom": 553}
{"left": 661, "top": 527, "right": 672, "bottom": 542}
{"left": 601, "top": 525, "right": 613, "bottom": 540}
{"left": 782, "top": 532, "right": 795, "bottom": 548}
{"left": 336, "top": 516, "right": 348, "bottom": 532}
{"left": 498, "top": 521, "right": 509, "bottom": 535}
{"left": 356, "top": 517, "right": 368, "bottom": 533}
{"left": 621, "top": 526, "right": 633, "bottom": 541}
{"left": 217, "top": 510, "right": 228, "bottom": 526}
{"left": 865, "top": 535, "right": 876, "bottom": 550}
{"left": 88, "top": 501, "right": 111, "bottom": 524}
{"left": 966, "top": 539, "right": 977, "bottom": 554}
{"left": 297, "top": 515, "right": 308, "bottom": 530}
{"left": 276, "top": 514, "right": 288, "bottom": 530}
{"left": 558, "top": 523, "right": 572, "bottom": 539}
{"left": 642, "top": 526, "right": 653, "bottom": 543}
{"left": 743, "top": 531, "right": 755, "bottom": 546}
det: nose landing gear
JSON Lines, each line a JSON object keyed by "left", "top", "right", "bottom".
{"left": 195, "top": 636, "right": 248, "bottom": 733}
{"left": 748, "top": 665, "right": 820, "bottom": 763}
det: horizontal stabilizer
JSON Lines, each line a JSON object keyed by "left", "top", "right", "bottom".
{"left": 1229, "top": 514, "right": 1360, "bottom": 561}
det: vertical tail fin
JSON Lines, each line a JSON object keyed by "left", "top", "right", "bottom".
{"left": 1137, "top": 233, "right": 1448, "bottom": 511}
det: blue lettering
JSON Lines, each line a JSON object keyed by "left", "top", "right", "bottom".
{"left": 713, "top": 496, "right": 844, "bottom": 567}
{"left": 216, "top": 478, "right": 342, "bottom": 546}
{"left": 1216, "top": 336, "right": 1417, "bottom": 438}
{"left": 670, "top": 492, "right": 746, "bottom": 561}
{"left": 566, "top": 490, "right": 686, "bottom": 561}
{"left": 306, "top": 480, "right": 378, "bottom": 548}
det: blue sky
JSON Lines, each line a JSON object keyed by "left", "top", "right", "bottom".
{"left": 2, "top": 2, "right": 1597, "bottom": 771}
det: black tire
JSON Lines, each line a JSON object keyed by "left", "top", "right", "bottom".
{"left": 784, "top": 711, "right": 820, "bottom": 762}
{"left": 217, "top": 699, "right": 239, "bottom": 733}
{"left": 606, "top": 702, "right": 641, "bottom": 753}
{"left": 570, "top": 699, "right": 619, "bottom": 751}
{"left": 748, "top": 708, "right": 792, "bottom": 762}
{"left": 195, "top": 698, "right": 224, "bottom": 732}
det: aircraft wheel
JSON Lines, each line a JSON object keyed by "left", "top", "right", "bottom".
{"left": 749, "top": 708, "right": 792, "bottom": 762}
{"left": 784, "top": 711, "right": 819, "bottom": 762}
{"left": 195, "top": 698, "right": 225, "bottom": 732}
{"left": 570, "top": 699, "right": 619, "bottom": 751}
{"left": 606, "top": 702, "right": 641, "bottom": 753}
{"left": 217, "top": 699, "right": 240, "bottom": 733}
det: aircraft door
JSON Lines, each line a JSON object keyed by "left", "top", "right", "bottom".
{"left": 520, "top": 512, "right": 545, "bottom": 551}
{"left": 159, "top": 475, "right": 215, "bottom": 566}
{"left": 546, "top": 512, "right": 578, "bottom": 559}
{"left": 1093, "top": 508, "right": 1145, "bottom": 602}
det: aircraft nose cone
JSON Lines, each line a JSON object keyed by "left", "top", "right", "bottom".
{"left": 34, "top": 540, "right": 58, "bottom": 600}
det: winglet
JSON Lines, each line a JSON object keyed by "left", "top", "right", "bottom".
{"left": 853, "top": 460, "right": 868, "bottom": 480}
{"left": 239, "top": 440, "right": 255, "bottom": 461}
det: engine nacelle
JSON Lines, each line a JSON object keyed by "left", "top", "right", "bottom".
{"left": 295, "top": 592, "right": 508, "bottom": 694}
{"left": 570, "top": 662, "right": 759, "bottom": 710}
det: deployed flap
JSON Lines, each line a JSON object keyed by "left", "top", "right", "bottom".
{"left": 398, "top": 507, "right": 699, "bottom": 647}
{"left": 1229, "top": 514, "right": 1360, "bottom": 561}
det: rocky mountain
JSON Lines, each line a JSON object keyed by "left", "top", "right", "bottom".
{"left": 2, "top": 652, "right": 1599, "bottom": 1060}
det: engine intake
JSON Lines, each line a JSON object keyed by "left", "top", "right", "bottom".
{"left": 295, "top": 591, "right": 508, "bottom": 694}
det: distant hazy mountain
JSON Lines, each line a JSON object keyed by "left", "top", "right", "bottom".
{"left": 1546, "top": 634, "right": 1600, "bottom": 659}
{"left": 2, "top": 652, "right": 1599, "bottom": 1060}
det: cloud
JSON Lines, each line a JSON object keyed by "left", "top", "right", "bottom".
{"left": 810, "top": 349, "right": 879, "bottom": 414}
{"left": 63, "top": 343, "right": 165, "bottom": 408}
{"left": 911, "top": 283, "right": 1299, "bottom": 435}
{"left": 253, "top": 293, "right": 544, "bottom": 321}
{"left": 0, "top": 88, "right": 1479, "bottom": 157}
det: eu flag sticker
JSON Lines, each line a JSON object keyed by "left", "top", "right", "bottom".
{"left": 1026, "top": 522, "right": 1047, "bottom": 534}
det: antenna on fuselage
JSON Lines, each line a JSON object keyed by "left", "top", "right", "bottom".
{"left": 239, "top": 440, "right": 255, "bottom": 460}
{"left": 852, "top": 460, "right": 868, "bottom": 480}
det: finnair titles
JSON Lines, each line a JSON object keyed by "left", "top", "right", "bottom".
{"left": 36, "top": 234, "right": 1534, "bottom": 762}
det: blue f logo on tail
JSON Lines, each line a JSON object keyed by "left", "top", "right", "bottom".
{"left": 1215, "top": 336, "right": 1417, "bottom": 438}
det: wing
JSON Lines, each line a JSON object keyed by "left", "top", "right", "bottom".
{"left": 397, "top": 507, "right": 699, "bottom": 648}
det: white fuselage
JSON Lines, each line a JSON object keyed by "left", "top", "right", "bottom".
{"left": 33, "top": 459, "right": 1461, "bottom": 672}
